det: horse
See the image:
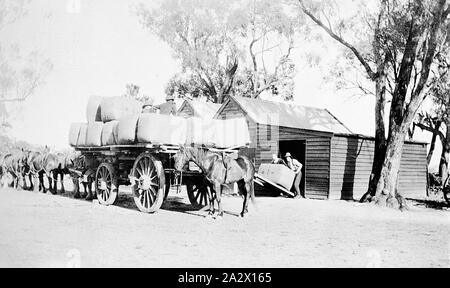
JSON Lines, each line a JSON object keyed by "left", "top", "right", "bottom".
{"left": 24, "top": 148, "right": 70, "bottom": 194}
{"left": 19, "top": 149, "right": 35, "bottom": 191}
{"left": 26, "top": 149, "right": 49, "bottom": 192}
{"left": 2, "top": 151, "right": 23, "bottom": 189}
{"left": 22, "top": 148, "right": 59, "bottom": 194}
{"left": 174, "top": 146, "right": 255, "bottom": 217}
{"left": 62, "top": 151, "right": 95, "bottom": 200}
{"left": 0, "top": 152, "right": 6, "bottom": 187}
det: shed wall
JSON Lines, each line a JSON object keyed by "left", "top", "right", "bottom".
{"left": 329, "top": 135, "right": 427, "bottom": 200}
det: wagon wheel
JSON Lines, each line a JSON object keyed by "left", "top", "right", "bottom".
{"left": 443, "top": 175, "right": 450, "bottom": 205}
{"left": 95, "top": 163, "right": 118, "bottom": 205}
{"left": 186, "top": 178, "right": 211, "bottom": 209}
{"left": 164, "top": 173, "right": 171, "bottom": 200}
{"left": 131, "top": 153, "right": 166, "bottom": 213}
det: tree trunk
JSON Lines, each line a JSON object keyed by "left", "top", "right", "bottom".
{"left": 370, "top": 0, "right": 448, "bottom": 209}
{"left": 373, "top": 123, "right": 409, "bottom": 209}
{"left": 217, "top": 57, "right": 238, "bottom": 104}
{"left": 373, "top": 105, "right": 419, "bottom": 210}
{"left": 360, "top": 65, "right": 387, "bottom": 202}
{"left": 427, "top": 124, "right": 439, "bottom": 166}
{"left": 439, "top": 121, "right": 450, "bottom": 185}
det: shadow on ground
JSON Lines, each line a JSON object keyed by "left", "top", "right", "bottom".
{"left": 33, "top": 185, "right": 221, "bottom": 217}
{"left": 407, "top": 198, "right": 450, "bottom": 210}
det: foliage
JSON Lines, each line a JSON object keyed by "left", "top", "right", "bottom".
{"left": 122, "top": 83, "right": 152, "bottom": 104}
{"left": 0, "top": 0, "right": 52, "bottom": 132}
{"left": 413, "top": 46, "right": 450, "bottom": 172}
{"left": 0, "top": 46, "right": 52, "bottom": 103}
{"left": 136, "top": 0, "right": 301, "bottom": 103}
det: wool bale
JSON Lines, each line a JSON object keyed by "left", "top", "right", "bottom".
{"left": 76, "top": 123, "right": 88, "bottom": 147}
{"left": 258, "top": 163, "right": 295, "bottom": 190}
{"left": 137, "top": 113, "right": 187, "bottom": 145}
{"left": 86, "top": 122, "right": 104, "bottom": 147}
{"left": 101, "top": 120, "right": 119, "bottom": 146}
{"left": 86, "top": 96, "right": 103, "bottom": 122}
{"left": 185, "top": 117, "right": 217, "bottom": 146}
{"left": 68, "top": 123, "right": 83, "bottom": 147}
{"left": 212, "top": 118, "right": 250, "bottom": 148}
{"left": 100, "top": 96, "right": 142, "bottom": 122}
{"left": 117, "top": 114, "right": 139, "bottom": 144}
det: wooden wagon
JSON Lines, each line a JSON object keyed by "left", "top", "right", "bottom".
{"left": 74, "top": 143, "right": 224, "bottom": 213}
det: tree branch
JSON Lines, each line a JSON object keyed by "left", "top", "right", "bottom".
{"left": 415, "top": 122, "right": 445, "bottom": 140}
{"left": 298, "top": 0, "right": 377, "bottom": 80}
{"left": 412, "top": 0, "right": 448, "bottom": 100}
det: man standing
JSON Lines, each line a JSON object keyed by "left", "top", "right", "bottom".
{"left": 156, "top": 94, "right": 178, "bottom": 115}
{"left": 285, "top": 152, "right": 304, "bottom": 199}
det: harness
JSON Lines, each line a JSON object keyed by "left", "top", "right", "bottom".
{"left": 29, "top": 152, "right": 46, "bottom": 176}
{"left": 29, "top": 152, "right": 58, "bottom": 181}
{"left": 222, "top": 153, "right": 229, "bottom": 184}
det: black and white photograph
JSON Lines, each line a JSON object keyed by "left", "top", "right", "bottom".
{"left": 0, "top": 0, "right": 449, "bottom": 269}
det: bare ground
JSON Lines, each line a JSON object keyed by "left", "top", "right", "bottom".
{"left": 0, "top": 184, "right": 449, "bottom": 268}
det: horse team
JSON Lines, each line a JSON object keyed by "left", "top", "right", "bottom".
{"left": 0, "top": 145, "right": 257, "bottom": 218}
{"left": 0, "top": 147, "right": 95, "bottom": 200}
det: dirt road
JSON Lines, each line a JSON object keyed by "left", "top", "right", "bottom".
{"left": 0, "top": 187, "right": 449, "bottom": 267}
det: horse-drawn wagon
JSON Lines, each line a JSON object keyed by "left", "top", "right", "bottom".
{"left": 69, "top": 96, "right": 253, "bottom": 214}
{"left": 73, "top": 142, "right": 237, "bottom": 213}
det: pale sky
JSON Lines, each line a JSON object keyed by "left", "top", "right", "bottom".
{"left": 0, "top": 0, "right": 439, "bottom": 169}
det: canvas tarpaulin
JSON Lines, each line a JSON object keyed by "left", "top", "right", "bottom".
{"left": 185, "top": 117, "right": 250, "bottom": 148}
{"left": 185, "top": 117, "right": 217, "bottom": 147}
{"left": 213, "top": 118, "right": 250, "bottom": 148}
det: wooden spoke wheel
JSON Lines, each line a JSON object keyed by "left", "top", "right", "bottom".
{"left": 186, "top": 178, "right": 211, "bottom": 209}
{"left": 131, "top": 153, "right": 166, "bottom": 213}
{"left": 164, "top": 173, "right": 171, "bottom": 200}
{"left": 443, "top": 175, "right": 450, "bottom": 205}
{"left": 95, "top": 163, "right": 118, "bottom": 205}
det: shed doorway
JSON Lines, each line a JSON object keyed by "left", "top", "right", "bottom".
{"left": 279, "top": 140, "right": 306, "bottom": 195}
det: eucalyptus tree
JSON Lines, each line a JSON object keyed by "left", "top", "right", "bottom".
{"left": 0, "top": 0, "right": 52, "bottom": 131}
{"left": 297, "top": 0, "right": 450, "bottom": 209}
{"left": 414, "top": 70, "right": 450, "bottom": 181}
{"left": 136, "top": 0, "right": 301, "bottom": 102}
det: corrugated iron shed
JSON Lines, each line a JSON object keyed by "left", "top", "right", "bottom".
{"left": 215, "top": 96, "right": 353, "bottom": 134}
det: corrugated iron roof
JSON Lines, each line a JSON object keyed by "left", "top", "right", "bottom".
{"left": 179, "top": 100, "right": 222, "bottom": 119}
{"left": 216, "top": 96, "right": 353, "bottom": 134}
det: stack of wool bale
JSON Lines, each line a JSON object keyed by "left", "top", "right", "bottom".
{"left": 69, "top": 96, "right": 142, "bottom": 147}
{"left": 69, "top": 96, "right": 251, "bottom": 148}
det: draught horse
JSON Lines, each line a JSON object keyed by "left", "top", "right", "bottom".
{"left": 62, "top": 151, "right": 96, "bottom": 200}
{"left": 174, "top": 146, "right": 255, "bottom": 217}
{"left": 0, "top": 153, "right": 7, "bottom": 187}
{"left": 1, "top": 151, "right": 24, "bottom": 189}
{"left": 23, "top": 148, "right": 66, "bottom": 194}
{"left": 27, "top": 149, "right": 95, "bottom": 198}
